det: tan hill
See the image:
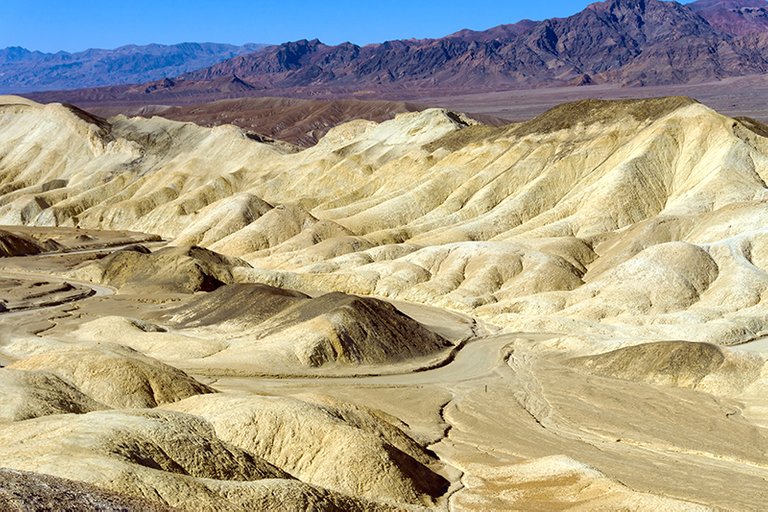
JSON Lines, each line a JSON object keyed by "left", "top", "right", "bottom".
{"left": 4, "top": 95, "right": 768, "bottom": 511}
{"left": 0, "top": 468, "right": 175, "bottom": 512}
{"left": 2, "top": 95, "right": 768, "bottom": 345}
{"left": 568, "top": 340, "right": 763, "bottom": 395}
{"left": 70, "top": 244, "right": 250, "bottom": 293}
{"left": 163, "top": 283, "right": 452, "bottom": 371}
{"left": 165, "top": 394, "right": 449, "bottom": 505}
{"left": 0, "top": 409, "right": 303, "bottom": 509}
{"left": 0, "top": 336, "right": 440, "bottom": 509}
{"left": 0, "top": 369, "right": 438, "bottom": 510}
{"left": 65, "top": 282, "right": 452, "bottom": 375}
{"left": 8, "top": 343, "right": 214, "bottom": 409}
{"left": 0, "top": 368, "right": 105, "bottom": 422}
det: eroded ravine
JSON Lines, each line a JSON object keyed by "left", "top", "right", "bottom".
{"left": 3, "top": 233, "right": 768, "bottom": 510}
{"left": 6, "top": 245, "right": 766, "bottom": 510}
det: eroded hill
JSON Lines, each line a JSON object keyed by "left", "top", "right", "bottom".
{"left": 3, "top": 94, "right": 768, "bottom": 510}
{"left": 2, "top": 95, "right": 768, "bottom": 345}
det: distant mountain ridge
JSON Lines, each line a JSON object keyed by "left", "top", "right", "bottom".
{"left": 24, "top": 0, "right": 768, "bottom": 105}
{"left": 0, "top": 42, "right": 266, "bottom": 93}
{"left": 172, "top": 0, "right": 768, "bottom": 91}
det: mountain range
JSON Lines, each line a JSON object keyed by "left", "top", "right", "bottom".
{"left": 176, "top": 0, "right": 768, "bottom": 90}
{"left": 0, "top": 42, "right": 265, "bottom": 93}
{"left": 22, "top": 0, "right": 768, "bottom": 106}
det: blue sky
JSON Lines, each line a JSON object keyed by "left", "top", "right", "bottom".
{"left": 1, "top": 0, "right": 691, "bottom": 53}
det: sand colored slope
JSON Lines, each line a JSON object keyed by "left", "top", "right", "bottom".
{"left": 0, "top": 468, "right": 174, "bottom": 512}
{"left": 0, "top": 337, "right": 437, "bottom": 510}
{"left": 168, "top": 284, "right": 451, "bottom": 368}
{"left": 568, "top": 340, "right": 763, "bottom": 395}
{"left": 69, "top": 244, "right": 250, "bottom": 293}
{"left": 0, "top": 326, "right": 431, "bottom": 509}
{"left": 8, "top": 343, "right": 214, "bottom": 408}
{"left": 165, "top": 393, "right": 449, "bottom": 506}
{"left": 66, "top": 283, "right": 453, "bottom": 375}
{"left": 2, "top": 96, "right": 768, "bottom": 342}
{"left": 0, "top": 409, "right": 402, "bottom": 511}
{"left": 0, "top": 368, "right": 105, "bottom": 422}
{"left": 11, "top": 95, "right": 768, "bottom": 510}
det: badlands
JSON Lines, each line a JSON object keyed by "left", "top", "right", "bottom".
{"left": 1, "top": 94, "right": 768, "bottom": 510}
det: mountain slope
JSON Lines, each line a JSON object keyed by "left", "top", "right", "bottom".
{"left": 172, "top": 0, "right": 756, "bottom": 91}
{"left": 0, "top": 42, "right": 266, "bottom": 93}
{"left": 690, "top": 0, "right": 768, "bottom": 35}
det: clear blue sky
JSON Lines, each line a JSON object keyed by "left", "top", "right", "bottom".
{"left": 0, "top": 0, "right": 624, "bottom": 53}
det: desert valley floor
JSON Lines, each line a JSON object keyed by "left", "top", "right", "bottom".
{"left": 1, "top": 94, "right": 768, "bottom": 510}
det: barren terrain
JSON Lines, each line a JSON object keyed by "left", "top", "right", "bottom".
{"left": 1, "top": 93, "right": 768, "bottom": 510}
{"left": 425, "top": 74, "right": 768, "bottom": 124}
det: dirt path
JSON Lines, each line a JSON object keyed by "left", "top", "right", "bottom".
{"left": 0, "top": 242, "right": 168, "bottom": 316}
{"left": 211, "top": 332, "right": 552, "bottom": 392}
